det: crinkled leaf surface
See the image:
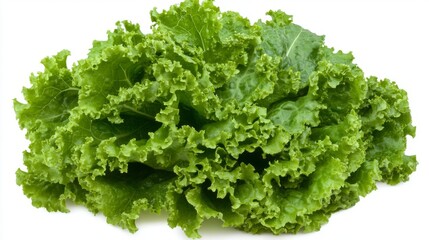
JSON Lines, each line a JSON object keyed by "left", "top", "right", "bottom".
{"left": 15, "top": 0, "right": 416, "bottom": 238}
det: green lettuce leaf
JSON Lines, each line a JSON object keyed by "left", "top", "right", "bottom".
{"left": 15, "top": 0, "right": 416, "bottom": 238}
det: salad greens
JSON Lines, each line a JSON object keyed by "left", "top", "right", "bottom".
{"left": 15, "top": 0, "right": 416, "bottom": 237}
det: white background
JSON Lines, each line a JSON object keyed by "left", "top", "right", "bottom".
{"left": 1, "top": 0, "right": 428, "bottom": 239}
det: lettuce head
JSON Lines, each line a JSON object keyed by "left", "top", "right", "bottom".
{"left": 14, "top": 0, "right": 416, "bottom": 238}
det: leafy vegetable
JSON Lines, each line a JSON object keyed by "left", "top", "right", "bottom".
{"left": 15, "top": 0, "right": 416, "bottom": 237}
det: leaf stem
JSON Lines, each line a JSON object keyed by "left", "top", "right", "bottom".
{"left": 122, "top": 104, "right": 155, "bottom": 120}
{"left": 286, "top": 29, "right": 303, "bottom": 57}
